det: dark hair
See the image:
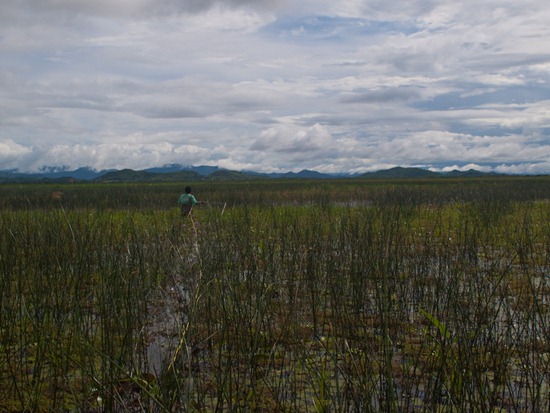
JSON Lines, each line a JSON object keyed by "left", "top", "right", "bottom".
{"left": 185, "top": 186, "right": 192, "bottom": 193}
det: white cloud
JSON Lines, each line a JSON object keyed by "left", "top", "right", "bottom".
{"left": 1, "top": 0, "right": 281, "bottom": 20}
{"left": 0, "top": 140, "right": 32, "bottom": 167}
{"left": 251, "top": 124, "right": 332, "bottom": 153}
{"left": 1, "top": 0, "right": 550, "bottom": 174}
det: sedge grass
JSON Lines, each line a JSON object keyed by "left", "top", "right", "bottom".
{"left": 0, "top": 178, "right": 549, "bottom": 412}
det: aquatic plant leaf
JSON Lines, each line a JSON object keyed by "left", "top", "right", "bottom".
{"left": 420, "top": 309, "right": 451, "bottom": 340}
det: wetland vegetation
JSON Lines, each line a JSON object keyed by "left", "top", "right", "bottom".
{"left": 0, "top": 177, "right": 549, "bottom": 412}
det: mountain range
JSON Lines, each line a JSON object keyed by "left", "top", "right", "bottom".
{"left": 0, "top": 164, "right": 506, "bottom": 183}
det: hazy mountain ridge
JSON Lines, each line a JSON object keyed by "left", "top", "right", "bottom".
{"left": 0, "top": 164, "right": 510, "bottom": 183}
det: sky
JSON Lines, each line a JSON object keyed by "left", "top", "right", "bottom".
{"left": 1, "top": 0, "right": 550, "bottom": 174}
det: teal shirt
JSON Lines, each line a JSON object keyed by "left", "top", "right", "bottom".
{"left": 178, "top": 193, "right": 197, "bottom": 206}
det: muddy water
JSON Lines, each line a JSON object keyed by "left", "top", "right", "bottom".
{"left": 145, "top": 284, "right": 190, "bottom": 375}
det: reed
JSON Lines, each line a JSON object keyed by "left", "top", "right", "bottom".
{"left": 0, "top": 177, "right": 548, "bottom": 411}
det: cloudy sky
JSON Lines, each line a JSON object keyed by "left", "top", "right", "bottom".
{"left": 1, "top": 0, "right": 550, "bottom": 174}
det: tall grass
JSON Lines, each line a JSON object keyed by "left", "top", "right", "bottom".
{"left": 0, "top": 177, "right": 549, "bottom": 411}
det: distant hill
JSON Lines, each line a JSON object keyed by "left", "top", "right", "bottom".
{"left": 445, "top": 169, "right": 498, "bottom": 178}
{"left": 359, "top": 167, "right": 501, "bottom": 179}
{"left": 96, "top": 169, "right": 202, "bottom": 182}
{"left": 144, "top": 164, "right": 220, "bottom": 176}
{"left": 51, "top": 167, "right": 113, "bottom": 180}
{"left": 0, "top": 170, "right": 39, "bottom": 182}
{"left": 0, "top": 164, "right": 512, "bottom": 183}
{"left": 280, "top": 169, "right": 333, "bottom": 179}
{"left": 245, "top": 169, "right": 344, "bottom": 179}
{"left": 360, "top": 167, "right": 438, "bottom": 179}
{"left": 207, "top": 170, "right": 262, "bottom": 180}
{"left": 39, "top": 166, "right": 113, "bottom": 180}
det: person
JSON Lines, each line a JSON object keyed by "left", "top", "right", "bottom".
{"left": 178, "top": 186, "right": 200, "bottom": 218}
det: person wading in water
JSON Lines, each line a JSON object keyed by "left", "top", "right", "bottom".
{"left": 178, "top": 186, "right": 203, "bottom": 218}
{"left": 178, "top": 186, "right": 199, "bottom": 218}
